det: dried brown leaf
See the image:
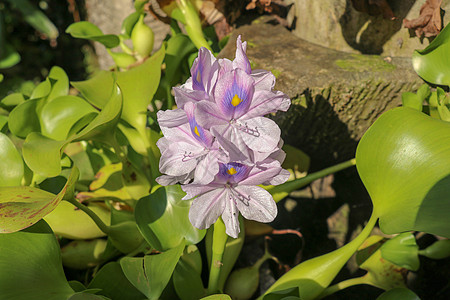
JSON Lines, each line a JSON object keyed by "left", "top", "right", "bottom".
{"left": 403, "top": 0, "right": 442, "bottom": 38}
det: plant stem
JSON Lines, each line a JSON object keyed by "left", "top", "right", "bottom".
{"left": 267, "top": 158, "right": 356, "bottom": 202}
{"left": 65, "top": 198, "right": 110, "bottom": 234}
{"left": 318, "top": 276, "right": 368, "bottom": 299}
{"left": 207, "top": 217, "right": 228, "bottom": 294}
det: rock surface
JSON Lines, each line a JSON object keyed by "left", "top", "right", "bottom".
{"left": 219, "top": 17, "right": 422, "bottom": 170}
{"left": 292, "top": 0, "right": 450, "bottom": 57}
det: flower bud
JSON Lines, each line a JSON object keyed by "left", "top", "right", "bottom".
{"left": 224, "top": 266, "right": 260, "bottom": 300}
{"left": 131, "top": 14, "right": 154, "bottom": 58}
{"left": 108, "top": 50, "right": 137, "bottom": 68}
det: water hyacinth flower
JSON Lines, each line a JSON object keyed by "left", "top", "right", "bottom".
{"left": 156, "top": 35, "right": 291, "bottom": 237}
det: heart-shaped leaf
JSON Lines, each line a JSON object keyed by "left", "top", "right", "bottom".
{"left": 87, "top": 262, "right": 146, "bottom": 300}
{"left": 44, "top": 201, "right": 110, "bottom": 239}
{"left": 0, "top": 166, "right": 79, "bottom": 233}
{"left": 120, "top": 240, "right": 185, "bottom": 300}
{"left": 46, "top": 66, "right": 69, "bottom": 102}
{"left": 356, "top": 107, "right": 450, "bottom": 237}
{"left": 41, "top": 95, "right": 97, "bottom": 140}
{"left": 8, "top": 98, "right": 41, "bottom": 138}
{"left": 173, "top": 248, "right": 206, "bottom": 300}
{"left": 23, "top": 84, "right": 122, "bottom": 177}
{"left": 66, "top": 22, "right": 120, "bottom": 48}
{"left": 135, "top": 185, "right": 206, "bottom": 251}
{"left": 72, "top": 47, "right": 165, "bottom": 134}
{"left": 377, "top": 288, "right": 420, "bottom": 300}
{"left": 412, "top": 23, "right": 450, "bottom": 86}
{"left": 0, "top": 133, "right": 24, "bottom": 186}
{"left": 0, "top": 220, "right": 75, "bottom": 299}
{"left": 380, "top": 233, "right": 420, "bottom": 271}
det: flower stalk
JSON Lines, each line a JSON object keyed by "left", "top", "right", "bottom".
{"left": 65, "top": 197, "right": 110, "bottom": 235}
{"left": 207, "top": 217, "right": 228, "bottom": 294}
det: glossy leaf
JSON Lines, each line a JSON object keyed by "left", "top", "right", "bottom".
{"left": 0, "top": 167, "right": 79, "bottom": 233}
{"left": 380, "top": 233, "right": 420, "bottom": 271}
{"left": 122, "top": 11, "right": 141, "bottom": 39}
{"left": 66, "top": 22, "right": 120, "bottom": 48}
{"left": 71, "top": 71, "right": 114, "bottom": 109}
{"left": 357, "top": 235, "right": 407, "bottom": 291}
{"left": 262, "top": 215, "right": 378, "bottom": 299}
{"left": 419, "top": 239, "right": 450, "bottom": 259}
{"left": 44, "top": 201, "right": 110, "bottom": 239}
{"left": 0, "top": 133, "right": 24, "bottom": 186}
{"left": 0, "top": 43, "right": 21, "bottom": 69}
{"left": 135, "top": 185, "right": 206, "bottom": 251}
{"left": 41, "top": 95, "right": 97, "bottom": 140}
{"left": 173, "top": 245, "right": 205, "bottom": 300}
{"left": 8, "top": 99, "right": 41, "bottom": 138}
{"left": 88, "top": 262, "right": 146, "bottom": 300}
{"left": 356, "top": 108, "right": 450, "bottom": 237}
{"left": 109, "top": 221, "right": 144, "bottom": 253}
{"left": 46, "top": 66, "right": 70, "bottom": 102}
{"left": 165, "top": 34, "right": 197, "bottom": 86}
{"left": 412, "top": 23, "right": 450, "bottom": 86}
{"left": 0, "top": 220, "right": 74, "bottom": 299}
{"left": 120, "top": 240, "right": 185, "bottom": 300}
{"left": 200, "top": 295, "right": 232, "bottom": 300}
{"left": 377, "top": 288, "right": 420, "bottom": 300}
{"left": 401, "top": 92, "right": 422, "bottom": 112}
{"left": 1, "top": 92, "right": 25, "bottom": 110}
{"left": 23, "top": 84, "right": 122, "bottom": 177}
{"left": 6, "top": 0, "right": 58, "bottom": 39}
{"left": 61, "top": 239, "right": 107, "bottom": 269}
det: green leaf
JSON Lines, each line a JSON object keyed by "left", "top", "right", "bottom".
{"left": 418, "top": 239, "right": 450, "bottom": 259}
{"left": 120, "top": 240, "right": 185, "bottom": 300}
{"left": 0, "top": 133, "right": 24, "bottom": 186}
{"left": 165, "top": 34, "right": 197, "bottom": 86}
{"left": 0, "top": 220, "right": 74, "bottom": 299}
{"left": 23, "top": 84, "right": 122, "bottom": 177}
{"left": 41, "top": 95, "right": 97, "bottom": 140}
{"left": 0, "top": 92, "right": 25, "bottom": 110}
{"left": 108, "top": 221, "right": 144, "bottom": 253}
{"left": 380, "top": 233, "right": 420, "bottom": 271}
{"left": 47, "top": 66, "right": 69, "bottom": 102}
{"left": 8, "top": 98, "right": 41, "bottom": 138}
{"left": 71, "top": 71, "right": 114, "bottom": 109}
{"left": 412, "top": 23, "right": 450, "bottom": 86}
{"left": 0, "top": 166, "right": 79, "bottom": 233}
{"left": 61, "top": 239, "right": 107, "bottom": 269}
{"left": 356, "top": 107, "right": 450, "bottom": 237}
{"left": 135, "top": 185, "right": 206, "bottom": 251}
{"left": 376, "top": 288, "right": 420, "bottom": 300}
{"left": 88, "top": 262, "right": 146, "bottom": 300}
{"left": 66, "top": 22, "right": 120, "bottom": 48}
{"left": 401, "top": 92, "right": 422, "bottom": 112}
{"left": 44, "top": 201, "right": 110, "bottom": 239}
{"left": 200, "top": 295, "right": 232, "bottom": 300}
{"left": 30, "top": 77, "right": 52, "bottom": 99}
{"left": 122, "top": 11, "right": 141, "bottom": 38}
{"left": 115, "top": 46, "right": 165, "bottom": 132}
{"left": 0, "top": 43, "right": 21, "bottom": 69}
{"left": 357, "top": 235, "right": 407, "bottom": 291}
{"left": 282, "top": 144, "right": 310, "bottom": 175}
{"left": 173, "top": 245, "right": 205, "bottom": 300}
{"left": 6, "top": 0, "right": 58, "bottom": 39}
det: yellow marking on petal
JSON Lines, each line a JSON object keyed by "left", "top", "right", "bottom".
{"left": 231, "top": 94, "right": 242, "bottom": 107}
{"left": 227, "top": 167, "right": 237, "bottom": 175}
{"left": 196, "top": 70, "right": 201, "bottom": 83}
{"left": 194, "top": 126, "right": 200, "bottom": 137}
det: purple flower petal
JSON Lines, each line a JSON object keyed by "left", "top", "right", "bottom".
{"left": 222, "top": 193, "right": 240, "bottom": 238}
{"left": 240, "top": 159, "right": 285, "bottom": 186}
{"left": 251, "top": 69, "right": 276, "bottom": 91}
{"left": 190, "top": 47, "right": 219, "bottom": 94}
{"left": 236, "top": 117, "right": 281, "bottom": 153}
{"left": 195, "top": 101, "right": 229, "bottom": 129}
{"left": 184, "top": 102, "right": 214, "bottom": 147}
{"left": 188, "top": 188, "right": 227, "bottom": 230}
{"left": 182, "top": 183, "right": 222, "bottom": 200}
{"left": 159, "top": 142, "right": 203, "bottom": 176}
{"left": 243, "top": 90, "right": 290, "bottom": 120}
{"left": 157, "top": 108, "right": 188, "bottom": 128}
{"left": 216, "top": 162, "right": 250, "bottom": 183}
{"left": 211, "top": 123, "right": 251, "bottom": 162}
{"left": 232, "top": 185, "right": 277, "bottom": 223}
{"left": 156, "top": 172, "right": 193, "bottom": 186}
{"left": 233, "top": 35, "right": 251, "bottom": 74}
{"left": 194, "top": 150, "right": 221, "bottom": 185}
{"left": 173, "top": 86, "right": 209, "bottom": 108}
{"left": 214, "top": 69, "right": 254, "bottom": 120}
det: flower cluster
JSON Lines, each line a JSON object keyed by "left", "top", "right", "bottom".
{"left": 156, "top": 36, "right": 291, "bottom": 238}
